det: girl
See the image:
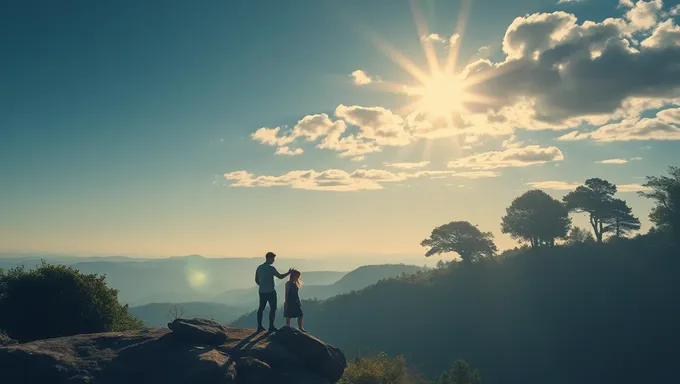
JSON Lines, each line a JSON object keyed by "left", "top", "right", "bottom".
{"left": 284, "top": 269, "right": 306, "bottom": 332}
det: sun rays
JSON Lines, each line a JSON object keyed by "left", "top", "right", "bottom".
{"left": 367, "top": 0, "right": 498, "bottom": 128}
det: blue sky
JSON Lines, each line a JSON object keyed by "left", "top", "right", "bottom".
{"left": 1, "top": 0, "right": 679, "bottom": 260}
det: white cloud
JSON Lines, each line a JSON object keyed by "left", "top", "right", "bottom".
{"left": 384, "top": 161, "right": 430, "bottom": 169}
{"left": 624, "top": 0, "right": 663, "bottom": 31}
{"left": 461, "top": 6, "right": 680, "bottom": 127}
{"left": 658, "top": 107, "right": 680, "bottom": 124}
{"left": 317, "top": 133, "right": 382, "bottom": 158}
{"left": 449, "top": 33, "right": 461, "bottom": 46}
{"left": 350, "top": 70, "right": 374, "bottom": 86}
{"left": 351, "top": 156, "right": 365, "bottom": 162}
{"left": 275, "top": 146, "right": 303, "bottom": 156}
{"left": 293, "top": 113, "right": 345, "bottom": 141}
{"left": 557, "top": 0, "right": 584, "bottom": 4}
{"left": 477, "top": 46, "right": 492, "bottom": 58}
{"left": 224, "top": 167, "right": 503, "bottom": 191}
{"left": 421, "top": 33, "right": 447, "bottom": 44}
{"left": 224, "top": 169, "right": 405, "bottom": 191}
{"left": 620, "top": 0, "right": 635, "bottom": 7}
{"left": 618, "top": 184, "right": 653, "bottom": 192}
{"left": 501, "top": 135, "right": 525, "bottom": 148}
{"left": 451, "top": 171, "right": 501, "bottom": 178}
{"left": 251, "top": 127, "right": 296, "bottom": 146}
{"left": 597, "top": 158, "right": 629, "bottom": 164}
{"left": 447, "top": 145, "right": 565, "bottom": 169}
{"left": 630, "top": 156, "right": 643, "bottom": 160}
{"left": 335, "top": 104, "right": 412, "bottom": 146}
{"left": 525, "top": 180, "right": 580, "bottom": 190}
{"left": 557, "top": 113, "right": 680, "bottom": 142}
{"left": 671, "top": 5, "right": 680, "bottom": 15}
{"left": 641, "top": 19, "right": 680, "bottom": 48}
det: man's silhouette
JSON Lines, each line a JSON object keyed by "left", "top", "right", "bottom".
{"left": 255, "top": 252, "right": 292, "bottom": 332}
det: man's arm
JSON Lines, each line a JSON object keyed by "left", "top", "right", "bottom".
{"left": 273, "top": 267, "right": 293, "bottom": 279}
{"left": 255, "top": 269, "right": 260, "bottom": 286}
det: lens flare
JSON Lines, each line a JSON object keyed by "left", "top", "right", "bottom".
{"left": 187, "top": 269, "right": 208, "bottom": 288}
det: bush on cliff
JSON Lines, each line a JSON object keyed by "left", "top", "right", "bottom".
{"left": 339, "top": 352, "right": 428, "bottom": 384}
{"left": 0, "top": 261, "right": 142, "bottom": 342}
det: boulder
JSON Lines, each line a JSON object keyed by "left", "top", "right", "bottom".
{"left": 269, "top": 326, "right": 347, "bottom": 383}
{"left": 167, "top": 318, "right": 229, "bottom": 345}
{"left": 0, "top": 319, "right": 346, "bottom": 384}
{"left": 234, "top": 357, "right": 272, "bottom": 384}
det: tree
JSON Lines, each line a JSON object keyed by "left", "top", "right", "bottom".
{"left": 501, "top": 189, "right": 571, "bottom": 247}
{"left": 435, "top": 360, "right": 483, "bottom": 384}
{"left": 563, "top": 178, "right": 618, "bottom": 243}
{"left": 421, "top": 221, "right": 497, "bottom": 263}
{"left": 565, "top": 226, "right": 596, "bottom": 245}
{"left": 0, "top": 262, "right": 142, "bottom": 342}
{"left": 604, "top": 198, "right": 641, "bottom": 239}
{"left": 639, "top": 166, "right": 680, "bottom": 239}
{"left": 339, "top": 352, "right": 428, "bottom": 384}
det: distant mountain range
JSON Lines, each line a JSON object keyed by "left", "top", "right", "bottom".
{"left": 0, "top": 254, "right": 428, "bottom": 306}
{"left": 129, "top": 264, "right": 423, "bottom": 328}
{"left": 214, "top": 264, "right": 422, "bottom": 305}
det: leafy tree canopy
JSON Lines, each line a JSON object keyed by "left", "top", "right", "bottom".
{"left": 563, "top": 178, "right": 617, "bottom": 243}
{"left": 604, "top": 198, "right": 641, "bottom": 239}
{"left": 0, "top": 262, "right": 142, "bottom": 342}
{"left": 421, "top": 221, "right": 497, "bottom": 263}
{"left": 339, "top": 352, "right": 428, "bottom": 384}
{"left": 501, "top": 189, "right": 571, "bottom": 247}
{"left": 640, "top": 166, "right": 680, "bottom": 239}
{"left": 565, "top": 226, "right": 596, "bottom": 245}
{"left": 435, "top": 360, "right": 483, "bottom": 384}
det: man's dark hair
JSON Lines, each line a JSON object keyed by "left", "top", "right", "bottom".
{"left": 265, "top": 252, "right": 276, "bottom": 259}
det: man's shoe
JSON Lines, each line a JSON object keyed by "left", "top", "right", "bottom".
{"left": 267, "top": 326, "right": 278, "bottom": 333}
{"left": 256, "top": 326, "right": 266, "bottom": 333}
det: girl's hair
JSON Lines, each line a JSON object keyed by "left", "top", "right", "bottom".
{"left": 289, "top": 269, "right": 303, "bottom": 287}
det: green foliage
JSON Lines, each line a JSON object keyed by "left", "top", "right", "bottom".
{"left": 339, "top": 353, "right": 428, "bottom": 384}
{"left": 603, "top": 198, "right": 640, "bottom": 239}
{"left": 563, "top": 178, "right": 618, "bottom": 242}
{"left": 435, "top": 360, "right": 482, "bottom": 384}
{"left": 235, "top": 231, "right": 679, "bottom": 383}
{"left": 565, "top": 226, "right": 596, "bottom": 245}
{"left": 501, "top": 189, "right": 571, "bottom": 247}
{"left": 0, "top": 261, "right": 142, "bottom": 342}
{"left": 640, "top": 166, "right": 680, "bottom": 239}
{"left": 421, "top": 221, "right": 497, "bottom": 263}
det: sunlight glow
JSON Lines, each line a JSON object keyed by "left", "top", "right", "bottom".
{"left": 366, "top": 0, "right": 500, "bottom": 129}
{"left": 187, "top": 269, "right": 208, "bottom": 288}
{"left": 412, "top": 71, "right": 466, "bottom": 118}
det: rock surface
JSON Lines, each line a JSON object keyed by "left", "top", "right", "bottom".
{"left": 0, "top": 319, "right": 346, "bottom": 384}
{"left": 0, "top": 333, "right": 17, "bottom": 346}
{"left": 167, "top": 318, "right": 229, "bottom": 345}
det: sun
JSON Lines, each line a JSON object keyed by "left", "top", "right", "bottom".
{"left": 364, "top": 0, "right": 498, "bottom": 122}
{"left": 413, "top": 71, "right": 467, "bottom": 118}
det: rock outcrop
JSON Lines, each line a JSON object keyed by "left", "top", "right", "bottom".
{"left": 0, "top": 333, "right": 17, "bottom": 346}
{"left": 0, "top": 318, "right": 346, "bottom": 384}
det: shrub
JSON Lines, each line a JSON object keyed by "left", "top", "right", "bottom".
{"left": 0, "top": 261, "right": 142, "bottom": 342}
{"left": 339, "top": 352, "right": 428, "bottom": 384}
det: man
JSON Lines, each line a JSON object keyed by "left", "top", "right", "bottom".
{"left": 255, "top": 252, "right": 292, "bottom": 332}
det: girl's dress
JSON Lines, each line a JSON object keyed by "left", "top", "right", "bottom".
{"left": 284, "top": 282, "right": 303, "bottom": 318}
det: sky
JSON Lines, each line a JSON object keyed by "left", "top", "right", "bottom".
{"left": 1, "top": 0, "right": 679, "bottom": 261}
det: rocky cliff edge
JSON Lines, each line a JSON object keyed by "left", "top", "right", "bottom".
{"left": 0, "top": 318, "right": 347, "bottom": 384}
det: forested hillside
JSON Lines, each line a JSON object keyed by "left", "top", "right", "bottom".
{"left": 234, "top": 167, "right": 680, "bottom": 383}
